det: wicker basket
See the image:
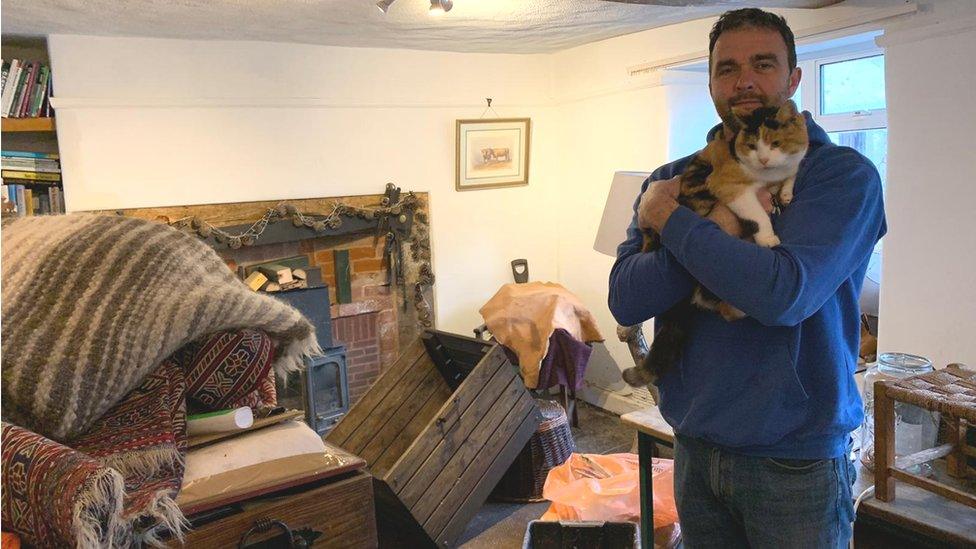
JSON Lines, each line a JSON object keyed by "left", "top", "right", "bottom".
{"left": 492, "top": 399, "right": 576, "bottom": 502}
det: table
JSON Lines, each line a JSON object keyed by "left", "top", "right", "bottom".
{"left": 620, "top": 407, "right": 976, "bottom": 548}
{"left": 620, "top": 407, "right": 674, "bottom": 549}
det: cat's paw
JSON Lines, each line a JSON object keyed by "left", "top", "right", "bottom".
{"left": 755, "top": 232, "right": 781, "bottom": 248}
{"left": 622, "top": 366, "right": 656, "bottom": 387}
{"left": 717, "top": 302, "right": 746, "bottom": 321}
{"left": 779, "top": 189, "right": 793, "bottom": 206}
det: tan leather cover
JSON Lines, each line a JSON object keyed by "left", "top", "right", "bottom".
{"left": 479, "top": 282, "right": 603, "bottom": 388}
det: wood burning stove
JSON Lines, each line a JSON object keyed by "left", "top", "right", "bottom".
{"left": 278, "top": 346, "right": 350, "bottom": 435}
{"left": 271, "top": 286, "right": 350, "bottom": 434}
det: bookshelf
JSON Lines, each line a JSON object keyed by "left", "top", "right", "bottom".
{"left": 2, "top": 35, "right": 62, "bottom": 216}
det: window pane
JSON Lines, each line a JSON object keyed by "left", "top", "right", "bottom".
{"left": 829, "top": 128, "right": 887, "bottom": 252}
{"left": 820, "top": 55, "right": 886, "bottom": 115}
{"left": 827, "top": 128, "right": 887, "bottom": 187}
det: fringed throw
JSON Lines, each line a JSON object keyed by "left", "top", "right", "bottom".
{"left": 1, "top": 214, "right": 321, "bottom": 546}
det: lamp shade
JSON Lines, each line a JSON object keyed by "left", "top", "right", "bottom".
{"left": 593, "top": 171, "right": 650, "bottom": 257}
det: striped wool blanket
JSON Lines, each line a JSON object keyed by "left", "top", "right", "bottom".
{"left": 1, "top": 213, "right": 321, "bottom": 545}
{"left": 2, "top": 213, "right": 319, "bottom": 441}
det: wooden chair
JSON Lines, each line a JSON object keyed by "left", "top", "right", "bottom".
{"left": 874, "top": 364, "right": 976, "bottom": 509}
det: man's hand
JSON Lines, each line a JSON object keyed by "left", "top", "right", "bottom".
{"left": 640, "top": 177, "right": 776, "bottom": 237}
{"left": 708, "top": 188, "right": 775, "bottom": 237}
{"left": 638, "top": 176, "right": 680, "bottom": 233}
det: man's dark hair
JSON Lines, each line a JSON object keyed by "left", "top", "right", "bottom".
{"left": 708, "top": 8, "right": 797, "bottom": 72}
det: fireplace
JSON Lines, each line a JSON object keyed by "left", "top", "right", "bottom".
{"left": 103, "top": 189, "right": 434, "bottom": 433}
{"left": 222, "top": 234, "right": 400, "bottom": 408}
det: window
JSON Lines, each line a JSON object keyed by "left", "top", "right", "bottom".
{"left": 799, "top": 50, "right": 887, "bottom": 187}
{"left": 820, "top": 55, "right": 886, "bottom": 115}
{"left": 798, "top": 48, "right": 887, "bottom": 255}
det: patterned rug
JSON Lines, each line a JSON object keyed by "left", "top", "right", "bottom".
{"left": 2, "top": 329, "right": 279, "bottom": 547}
{"left": 1, "top": 213, "right": 317, "bottom": 547}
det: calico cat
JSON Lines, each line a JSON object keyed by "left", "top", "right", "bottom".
{"left": 621, "top": 100, "right": 808, "bottom": 388}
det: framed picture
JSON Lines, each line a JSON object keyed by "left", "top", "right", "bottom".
{"left": 456, "top": 118, "right": 531, "bottom": 191}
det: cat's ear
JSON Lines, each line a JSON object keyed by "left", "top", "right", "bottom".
{"left": 779, "top": 100, "right": 799, "bottom": 119}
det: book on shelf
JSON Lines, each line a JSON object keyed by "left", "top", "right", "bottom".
{"left": 23, "top": 188, "right": 33, "bottom": 216}
{"left": 1, "top": 183, "right": 65, "bottom": 215}
{"left": 1, "top": 150, "right": 59, "bottom": 159}
{"left": 8, "top": 63, "right": 30, "bottom": 117}
{"left": 1, "top": 170, "right": 60, "bottom": 182}
{"left": 16, "top": 62, "right": 38, "bottom": 118}
{"left": 31, "top": 67, "right": 51, "bottom": 117}
{"left": 1, "top": 59, "right": 21, "bottom": 116}
{"left": 1, "top": 159, "right": 60, "bottom": 172}
{"left": 0, "top": 58, "right": 54, "bottom": 118}
{"left": 0, "top": 60, "right": 8, "bottom": 98}
{"left": 16, "top": 185, "right": 26, "bottom": 214}
{"left": 0, "top": 183, "right": 10, "bottom": 214}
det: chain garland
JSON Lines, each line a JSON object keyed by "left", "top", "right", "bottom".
{"left": 168, "top": 196, "right": 420, "bottom": 250}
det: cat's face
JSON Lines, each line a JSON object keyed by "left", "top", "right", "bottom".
{"left": 733, "top": 100, "right": 808, "bottom": 175}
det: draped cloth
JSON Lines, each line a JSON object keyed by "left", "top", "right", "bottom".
{"left": 480, "top": 282, "right": 603, "bottom": 389}
{"left": 1, "top": 214, "right": 320, "bottom": 547}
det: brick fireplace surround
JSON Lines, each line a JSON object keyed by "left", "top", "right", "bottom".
{"left": 222, "top": 233, "right": 397, "bottom": 405}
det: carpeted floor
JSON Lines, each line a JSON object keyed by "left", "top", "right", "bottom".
{"left": 457, "top": 400, "right": 634, "bottom": 548}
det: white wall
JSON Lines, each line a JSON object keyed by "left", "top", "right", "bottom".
{"left": 49, "top": 0, "right": 972, "bottom": 409}
{"left": 49, "top": 36, "right": 559, "bottom": 335}
{"left": 876, "top": 1, "right": 976, "bottom": 367}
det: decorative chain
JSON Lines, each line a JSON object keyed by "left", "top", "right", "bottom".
{"left": 169, "top": 195, "right": 420, "bottom": 250}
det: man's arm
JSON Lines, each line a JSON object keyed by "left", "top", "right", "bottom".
{"left": 608, "top": 175, "right": 696, "bottom": 327}
{"left": 659, "top": 149, "right": 886, "bottom": 327}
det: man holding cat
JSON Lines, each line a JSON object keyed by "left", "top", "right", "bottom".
{"left": 609, "top": 8, "right": 886, "bottom": 548}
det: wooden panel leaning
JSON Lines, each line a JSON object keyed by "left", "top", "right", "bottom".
{"left": 325, "top": 329, "right": 543, "bottom": 548}
{"left": 874, "top": 364, "right": 976, "bottom": 509}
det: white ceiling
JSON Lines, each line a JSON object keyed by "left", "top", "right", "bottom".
{"left": 1, "top": 0, "right": 730, "bottom": 54}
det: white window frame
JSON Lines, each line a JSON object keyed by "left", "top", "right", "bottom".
{"left": 798, "top": 47, "right": 887, "bottom": 133}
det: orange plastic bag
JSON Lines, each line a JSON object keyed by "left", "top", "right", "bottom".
{"left": 1, "top": 532, "right": 22, "bottom": 549}
{"left": 541, "top": 453, "right": 679, "bottom": 529}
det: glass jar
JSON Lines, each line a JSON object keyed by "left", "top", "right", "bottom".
{"left": 859, "top": 352, "right": 940, "bottom": 476}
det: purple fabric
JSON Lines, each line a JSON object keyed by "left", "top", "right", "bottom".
{"left": 501, "top": 328, "right": 592, "bottom": 391}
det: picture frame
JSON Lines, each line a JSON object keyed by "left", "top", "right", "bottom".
{"left": 455, "top": 118, "right": 531, "bottom": 191}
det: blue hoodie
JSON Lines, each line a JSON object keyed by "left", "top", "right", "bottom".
{"left": 609, "top": 112, "right": 887, "bottom": 459}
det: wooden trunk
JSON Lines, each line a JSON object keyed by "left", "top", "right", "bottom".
{"left": 326, "top": 330, "right": 542, "bottom": 548}
{"left": 174, "top": 471, "right": 377, "bottom": 548}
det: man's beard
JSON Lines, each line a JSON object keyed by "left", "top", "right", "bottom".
{"left": 715, "top": 90, "right": 788, "bottom": 128}
{"left": 725, "top": 92, "right": 769, "bottom": 116}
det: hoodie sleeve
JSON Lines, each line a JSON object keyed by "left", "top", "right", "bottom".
{"left": 658, "top": 147, "right": 886, "bottom": 327}
{"left": 608, "top": 171, "right": 697, "bottom": 327}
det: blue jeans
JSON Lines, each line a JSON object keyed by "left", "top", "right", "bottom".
{"left": 673, "top": 434, "right": 856, "bottom": 548}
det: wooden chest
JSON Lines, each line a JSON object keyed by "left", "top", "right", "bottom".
{"left": 174, "top": 470, "right": 377, "bottom": 548}
{"left": 326, "top": 330, "right": 542, "bottom": 548}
